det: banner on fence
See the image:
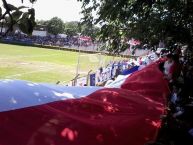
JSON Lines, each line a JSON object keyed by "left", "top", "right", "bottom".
{"left": 90, "top": 73, "right": 96, "bottom": 86}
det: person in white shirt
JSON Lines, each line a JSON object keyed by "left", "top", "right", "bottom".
{"left": 164, "top": 54, "right": 174, "bottom": 79}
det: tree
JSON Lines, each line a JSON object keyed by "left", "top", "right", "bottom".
{"left": 0, "top": 0, "right": 36, "bottom": 37}
{"left": 36, "top": 19, "right": 49, "bottom": 26}
{"left": 79, "top": 0, "right": 193, "bottom": 52}
{"left": 64, "top": 21, "right": 100, "bottom": 39}
{"left": 47, "top": 17, "right": 64, "bottom": 35}
{"left": 64, "top": 21, "right": 80, "bottom": 36}
{"left": 81, "top": 23, "right": 100, "bottom": 41}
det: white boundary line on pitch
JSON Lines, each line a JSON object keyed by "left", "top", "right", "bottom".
{"left": 4, "top": 68, "right": 55, "bottom": 79}
{"left": 0, "top": 54, "right": 60, "bottom": 60}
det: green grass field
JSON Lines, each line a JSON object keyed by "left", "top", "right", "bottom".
{"left": 0, "top": 43, "right": 122, "bottom": 84}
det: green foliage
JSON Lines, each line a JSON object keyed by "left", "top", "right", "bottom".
{"left": 64, "top": 21, "right": 79, "bottom": 36}
{"left": 80, "top": 0, "right": 193, "bottom": 51}
{"left": 21, "top": 0, "right": 36, "bottom": 3}
{"left": 0, "top": 0, "right": 36, "bottom": 36}
{"left": 64, "top": 21, "right": 100, "bottom": 39}
{"left": 36, "top": 19, "right": 100, "bottom": 40}
{"left": 81, "top": 23, "right": 100, "bottom": 40}
{"left": 36, "top": 19, "right": 49, "bottom": 26}
{"left": 0, "top": 7, "right": 2, "bottom": 16}
{"left": 47, "top": 17, "right": 65, "bottom": 35}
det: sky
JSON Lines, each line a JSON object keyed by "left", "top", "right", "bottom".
{"left": 1, "top": 0, "right": 83, "bottom": 22}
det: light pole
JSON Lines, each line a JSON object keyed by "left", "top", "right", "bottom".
{"left": 75, "top": 33, "right": 81, "bottom": 85}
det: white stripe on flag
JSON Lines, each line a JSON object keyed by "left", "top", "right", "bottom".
{"left": 0, "top": 80, "right": 102, "bottom": 112}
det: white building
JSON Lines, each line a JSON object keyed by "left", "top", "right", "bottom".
{"left": 32, "top": 30, "right": 47, "bottom": 37}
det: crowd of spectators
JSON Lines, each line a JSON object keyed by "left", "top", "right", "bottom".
{"left": 142, "top": 46, "right": 193, "bottom": 145}
{"left": 1, "top": 32, "right": 93, "bottom": 48}
{"left": 95, "top": 51, "right": 158, "bottom": 86}
{"left": 95, "top": 59, "right": 138, "bottom": 86}
{"left": 1, "top": 30, "right": 193, "bottom": 143}
{"left": 95, "top": 45, "right": 193, "bottom": 145}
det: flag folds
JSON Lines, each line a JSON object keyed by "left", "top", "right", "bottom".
{"left": 0, "top": 61, "right": 169, "bottom": 145}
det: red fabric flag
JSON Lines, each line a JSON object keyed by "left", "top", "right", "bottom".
{"left": 0, "top": 61, "right": 169, "bottom": 145}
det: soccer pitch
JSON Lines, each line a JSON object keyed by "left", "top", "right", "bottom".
{"left": 0, "top": 43, "right": 122, "bottom": 84}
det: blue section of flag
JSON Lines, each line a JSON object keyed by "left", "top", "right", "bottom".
{"left": 0, "top": 80, "right": 101, "bottom": 112}
{"left": 121, "top": 66, "right": 139, "bottom": 75}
